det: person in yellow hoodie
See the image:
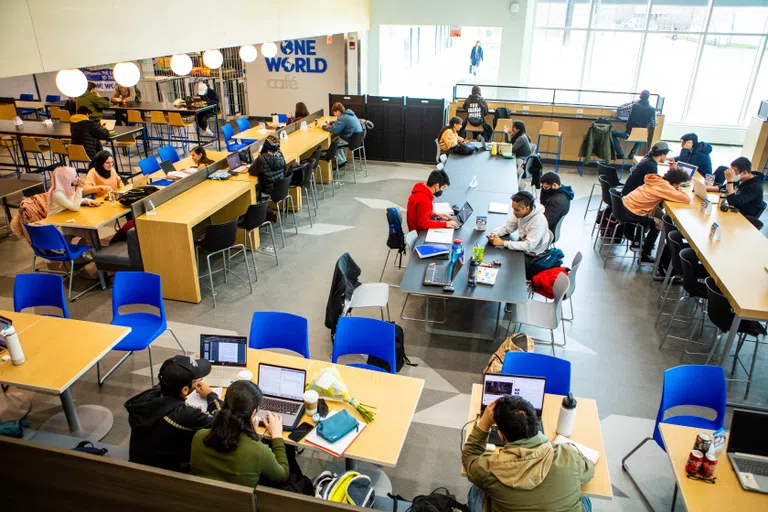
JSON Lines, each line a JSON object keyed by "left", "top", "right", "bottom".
{"left": 462, "top": 397, "right": 595, "bottom": 512}
{"left": 622, "top": 168, "right": 691, "bottom": 265}
{"left": 439, "top": 117, "right": 476, "bottom": 155}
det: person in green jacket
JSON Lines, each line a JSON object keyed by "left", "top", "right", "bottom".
{"left": 76, "top": 82, "right": 111, "bottom": 121}
{"left": 190, "top": 380, "right": 290, "bottom": 488}
{"left": 462, "top": 397, "right": 595, "bottom": 512}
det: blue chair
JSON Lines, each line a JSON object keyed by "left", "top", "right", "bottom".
{"left": 157, "top": 145, "right": 180, "bottom": 163}
{"left": 25, "top": 224, "right": 105, "bottom": 301}
{"left": 249, "top": 312, "right": 310, "bottom": 358}
{"left": 332, "top": 317, "right": 395, "bottom": 374}
{"left": 622, "top": 365, "right": 726, "bottom": 510}
{"left": 14, "top": 273, "right": 70, "bottom": 318}
{"left": 43, "top": 95, "right": 61, "bottom": 118}
{"left": 138, "top": 156, "right": 173, "bottom": 187}
{"left": 235, "top": 118, "right": 257, "bottom": 144}
{"left": 17, "top": 93, "right": 36, "bottom": 117}
{"left": 221, "top": 124, "right": 247, "bottom": 151}
{"left": 501, "top": 352, "right": 571, "bottom": 396}
{"left": 97, "top": 272, "right": 184, "bottom": 386}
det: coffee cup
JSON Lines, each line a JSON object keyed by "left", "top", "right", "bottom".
{"left": 237, "top": 369, "right": 253, "bottom": 381}
{"left": 303, "top": 390, "right": 319, "bottom": 415}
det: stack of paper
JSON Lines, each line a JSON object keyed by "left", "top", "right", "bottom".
{"left": 433, "top": 202, "right": 453, "bottom": 215}
{"left": 475, "top": 267, "right": 499, "bottom": 285}
{"left": 552, "top": 435, "right": 600, "bottom": 464}
{"left": 168, "top": 169, "right": 195, "bottom": 180}
{"left": 425, "top": 228, "right": 454, "bottom": 244}
{"left": 488, "top": 202, "right": 509, "bottom": 214}
{"left": 304, "top": 410, "right": 367, "bottom": 457}
{"left": 185, "top": 388, "right": 223, "bottom": 411}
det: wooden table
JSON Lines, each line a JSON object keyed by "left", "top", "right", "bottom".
{"left": 45, "top": 197, "right": 130, "bottom": 237}
{"left": 231, "top": 126, "right": 275, "bottom": 141}
{"left": 659, "top": 424, "right": 768, "bottom": 510}
{"left": 245, "top": 349, "right": 424, "bottom": 468}
{"left": 463, "top": 384, "right": 612, "bottom": 499}
{"left": 0, "top": 310, "right": 130, "bottom": 441}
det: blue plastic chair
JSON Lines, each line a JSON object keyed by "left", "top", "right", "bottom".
{"left": 501, "top": 352, "right": 571, "bottom": 396}
{"left": 157, "top": 145, "right": 180, "bottom": 163}
{"left": 97, "top": 272, "right": 184, "bottom": 386}
{"left": 138, "top": 156, "right": 173, "bottom": 186}
{"left": 43, "top": 95, "right": 61, "bottom": 118}
{"left": 333, "top": 317, "right": 395, "bottom": 374}
{"left": 249, "top": 312, "right": 310, "bottom": 358}
{"left": 17, "top": 93, "right": 36, "bottom": 117}
{"left": 25, "top": 223, "right": 105, "bottom": 301}
{"left": 235, "top": 118, "right": 257, "bottom": 144}
{"left": 221, "top": 124, "right": 247, "bottom": 151}
{"left": 622, "top": 365, "right": 726, "bottom": 509}
{"left": 13, "top": 273, "right": 70, "bottom": 318}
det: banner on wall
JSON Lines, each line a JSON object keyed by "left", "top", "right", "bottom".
{"left": 264, "top": 39, "right": 328, "bottom": 74}
{"left": 450, "top": 26, "right": 462, "bottom": 37}
{"left": 81, "top": 68, "right": 116, "bottom": 92}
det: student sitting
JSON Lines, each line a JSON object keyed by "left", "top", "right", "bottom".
{"left": 462, "top": 397, "right": 595, "bottom": 512}
{"left": 622, "top": 168, "right": 691, "bottom": 266}
{"left": 407, "top": 170, "right": 459, "bottom": 233}
{"left": 124, "top": 355, "right": 223, "bottom": 473}
{"left": 503, "top": 120, "right": 533, "bottom": 158}
{"left": 488, "top": 191, "right": 551, "bottom": 261}
{"left": 461, "top": 86, "right": 492, "bottom": 141}
{"left": 322, "top": 102, "right": 363, "bottom": 143}
{"left": 84, "top": 151, "right": 124, "bottom": 198}
{"left": 190, "top": 145, "right": 215, "bottom": 170}
{"left": 439, "top": 117, "right": 476, "bottom": 155}
{"left": 621, "top": 141, "right": 671, "bottom": 197}
{"left": 47, "top": 166, "right": 101, "bottom": 216}
{"left": 249, "top": 135, "right": 287, "bottom": 198}
{"left": 291, "top": 102, "right": 309, "bottom": 124}
{"left": 669, "top": 133, "right": 712, "bottom": 178}
{"left": 539, "top": 172, "right": 574, "bottom": 232}
{"left": 76, "top": 81, "right": 111, "bottom": 121}
{"left": 724, "top": 157, "right": 765, "bottom": 218}
{"left": 70, "top": 106, "right": 111, "bottom": 159}
{"left": 191, "top": 380, "right": 290, "bottom": 488}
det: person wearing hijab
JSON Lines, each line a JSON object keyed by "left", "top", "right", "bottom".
{"left": 47, "top": 167, "right": 101, "bottom": 217}
{"left": 248, "top": 135, "right": 287, "bottom": 198}
{"left": 84, "top": 151, "right": 124, "bottom": 198}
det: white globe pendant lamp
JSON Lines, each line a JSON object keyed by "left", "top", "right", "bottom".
{"left": 55, "top": 69, "right": 88, "bottom": 97}
{"left": 239, "top": 44, "right": 258, "bottom": 63}
{"left": 170, "top": 54, "right": 193, "bottom": 76}
{"left": 202, "top": 49, "right": 223, "bottom": 70}
{"left": 112, "top": 62, "right": 140, "bottom": 87}
{"left": 261, "top": 42, "right": 278, "bottom": 58}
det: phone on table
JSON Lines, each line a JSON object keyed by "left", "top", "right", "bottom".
{"left": 288, "top": 421, "right": 314, "bottom": 443}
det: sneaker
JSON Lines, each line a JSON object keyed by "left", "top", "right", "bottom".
{"left": 202, "top": 128, "right": 214, "bottom": 137}
{"left": 652, "top": 272, "right": 666, "bottom": 282}
{"left": 629, "top": 240, "right": 642, "bottom": 252}
{"left": 638, "top": 255, "right": 655, "bottom": 266}
{"left": 626, "top": 152, "right": 635, "bottom": 160}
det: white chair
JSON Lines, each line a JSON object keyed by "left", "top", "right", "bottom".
{"left": 562, "top": 252, "right": 582, "bottom": 321}
{"left": 380, "top": 229, "right": 416, "bottom": 285}
{"left": 344, "top": 283, "right": 390, "bottom": 321}
{"left": 398, "top": 231, "right": 446, "bottom": 324}
{"left": 505, "top": 273, "right": 570, "bottom": 355}
{"left": 434, "top": 138, "right": 441, "bottom": 163}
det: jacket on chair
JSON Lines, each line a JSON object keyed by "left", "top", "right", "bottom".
{"left": 579, "top": 122, "right": 616, "bottom": 163}
{"left": 325, "top": 253, "right": 362, "bottom": 337}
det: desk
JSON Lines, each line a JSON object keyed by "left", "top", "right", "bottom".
{"left": 444, "top": 151, "right": 518, "bottom": 193}
{"left": 15, "top": 100, "right": 45, "bottom": 119}
{"left": 231, "top": 126, "right": 275, "bottom": 141}
{"left": 0, "top": 177, "right": 45, "bottom": 231}
{"left": 45, "top": 200, "right": 130, "bottom": 238}
{"left": 0, "top": 310, "right": 130, "bottom": 441}
{"left": 245, "top": 349, "right": 424, "bottom": 468}
{"left": 464, "top": 384, "right": 613, "bottom": 499}
{"left": 659, "top": 424, "right": 768, "bottom": 510}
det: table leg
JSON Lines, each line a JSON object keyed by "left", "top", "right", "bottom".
{"left": 60, "top": 388, "right": 82, "bottom": 432}
{"left": 109, "top": 139, "right": 120, "bottom": 173}
{"left": 716, "top": 314, "right": 742, "bottom": 366}
{"left": 424, "top": 296, "right": 501, "bottom": 341}
{"left": 17, "top": 134, "right": 31, "bottom": 176}
{"left": 39, "top": 388, "right": 115, "bottom": 441}
{"left": 214, "top": 112, "right": 221, "bottom": 150}
{"left": 2, "top": 197, "right": 12, "bottom": 226}
{"left": 142, "top": 125, "right": 150, "bottom": 155}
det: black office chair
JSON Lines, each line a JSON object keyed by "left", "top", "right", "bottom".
{"left": 238, "top": 200, "right": 279, "bottom": 270}
{"left": 347, "top": 131, "right": 367, "bottom": 180}
{"left": 585, "top": 163, "right": 623, "bottom": 219}
{"left": 745, "top": 215, "right": 764, "bottom": 230}
{"left": 660, "top": 247, "right": 709, "bottom": 351}
{"left": 195, "top": 219, "right": 253, "bottom": 308}
{"left": 592, "top": 175, "right": 615, "bottom": 242}
{"left": 602, "top": 187, "right": 645, "bottom": 268}
{"left": 320, "top": 138, "right": 342, "bottom": 195}
{"left": 270, "top": 175, "right": 298, "bottom": 248}
{"left": 302, "top": 146, "right": 324, "bottom": 201}
{"left": 289, "top": 164, "right": 317, "bottom": 227}
{"left": 655, "top": 230, "right": 689, "bottom": 327}
{"left": 655, "top": 215, "right": 684, "bottom": 306}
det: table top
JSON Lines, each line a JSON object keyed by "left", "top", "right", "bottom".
{"left": 107, "top": 101, "right": 216, "bottom": 114}
{"left": 0, "top": 178, "right": 45, "bottom": 198}
{"left": 231, "top": 126, "right": 275, "bottom": 140}
{"left": 0, "top": 120, "right": 143, "bottom": 140}
{"left": 0, "top": 310, "right": 130, "bottom": 394}
{"left": 15, "top": 100, "right": 44, "bottom": 110}
{"left": 444, "top": 151, "right": 518, "bottom": 194}
{"left": 464, "top": 384, "right": 612, "bottom": 499}
{"left": 45, "top": 193, "right": 130, "bottom": 229}
{"left": 245, "top": 349, "right": 424, "bottom": 468}
{"left": 659, "top": 424, "right": 768, "bottom": 510}
{"left": 278, "top": 127, "right": 330, "bottom": 156}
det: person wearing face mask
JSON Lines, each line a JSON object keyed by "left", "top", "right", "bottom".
{"left": 621, "top": 141, "right": 671, "bottom": 197}
{"left": 196, "top": 82, "right": 219, "bottom": 136}
{"left": 539, "top": 172, "right": 574, "bottom": 232}
{"left": 723, "top": 157, "right": 764, "bottom": 218}
{"left": 406, "top": 170, "right": 459, "bottom": 233}
{"left": 124, "top": 355, "right": 223, "bottom": 473}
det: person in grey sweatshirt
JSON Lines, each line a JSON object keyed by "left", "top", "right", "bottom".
{"left": 504, "top": 120, "right": 533, "bottom": 158}
{"left": 488, "top": 191, "right": 551, "bottom": 258}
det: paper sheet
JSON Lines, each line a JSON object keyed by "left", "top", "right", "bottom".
{"left": 433, "top": 202, "right": 453, "bottom": 215}
{"left": 425, "top": 228, "right": 454, "bottom": 244}
{"left": 552, "top": 435, "right": 600, "bottom": 464}
{"left": 304, "top": 410, "right": 367, "bottom": 457}
{"left": 185, "top": 388, "right": 223, "bottom": 411}
{"left": 488, "top": 202, "right": 509, "bottom": 214}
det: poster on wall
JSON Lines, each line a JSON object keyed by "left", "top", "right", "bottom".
{"left": 450, "top": 26, "right": 462, "bottom": 37}
{"left": 81, "top": 68, "right": 116, "bottom": 92}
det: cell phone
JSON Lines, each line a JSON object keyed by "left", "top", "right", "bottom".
{"left": 288, "top": 422, "right": 313, "bottom": 443}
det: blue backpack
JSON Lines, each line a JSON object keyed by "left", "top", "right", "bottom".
{"left": 525, "top": 248, "right": 565, "bottom": 280}
{"left": 386, "top": 207, "right": 406, "bottom": 253}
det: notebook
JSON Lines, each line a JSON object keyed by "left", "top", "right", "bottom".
{"left": 425, "top": 228, "right": 454, "bottom": 244}
{"left": 489, "top": 202, "right": 509, "bottom": 214}
{"left": 474, "top": 267, "right": 499, "bottom": 285}
{"left": 304, "top": 410, "right": 367, "bottom": 457}
{"left": 185, "top": 387, "right": 223, "bottom": 411}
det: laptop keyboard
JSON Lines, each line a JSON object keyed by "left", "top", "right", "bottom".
{"left": 735, "top": 457, "right": 768, "bottom": 476}
{"left": 425, "top": 265, "right": 449, "bottom": 285}
{"left": 208, "top": 367, "right": 240, "bottom": 380}
{"left": 262, "top": 398, "right": 302, "bottom": 416}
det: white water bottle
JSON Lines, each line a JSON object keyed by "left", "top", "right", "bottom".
{"left": 1, "top": 325, "right": 25, "bottom": 365}
{"left": 556, "top": 393, "right": 577, "bottom": 437}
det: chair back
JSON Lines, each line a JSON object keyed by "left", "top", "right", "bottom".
{"left": 627, "top": 127, "right": 648, "bottom": 143}
{"left": 552, "top": 215, "right": 565, "bottom": 243}
{"left": 299, "top": 163, "right": 313, "bottom": 189}
{"left": 45, "top": 95, "right": 61, "bottom": 103}
{"left": 324, "top": 137, "right": 341, "bottom": 160}
{"left": 552, "top": 273, "right": 570, "bottom": 309}
{"left": 309, "top": 147, "right": 323, "bottom": 169}
{"left": 249, "top": 312, "right": 310, "bottom": 358}
{"left": 127, "top": 110, "right": 144, "bottom": 124}
{"left": 405, "top": 230, "right": 418, "bottom": 251}
{"left": 200, "top": 219, "right": 238, "bottom": 253}
{"left": 236, "top": 117, "right": 251, "bottom": 133}
{"left": 270, "top": 175, "right": 292, "bottom": 203}
{"left": 58, "top": 110, "right": 71, "bottom": 123}
{"left": 347, "top": 131, "right": 364, "bottom": 151}
{"left": 598, "top": 175, "right": 613, "bottom": 206}
{"left": 67, "top": 144, "right": 90, "bottom": 162}
{"left": 434, "top": 138, "right": 440, "bottom": 163}
{"left": 50, "top": 138, "right": 68, "bottom": 156}
{"left": 157, "top": 145, "right": 180, "bottom": 163}
{"left": 608, "top": 187, "right": 633, "bottom": 223}
{"left": 221, "top": 124, "right": 236, "bottom": 143}
{"left": 540, "top": 121, "right": 561, "bottom": 136}
{"left": 704, "top": 277, "right": 735, "bottom": 333}
{"left": 333, "top": 317, "right": 396, "bottom": 374}
{"left": 25, "top": 224, "right": 81, "bottom": 260}
{"left": 652, "top": 365, "right": 726, "bottom": 450}
{"left": 241, "top": 201, "right": 269, "bottom": 230}
{"left": 48, "top": 106, "right": 61, "bottom": 118}
{"left": 21, "top": 136, "right": 43, "bottom": 154}
{"left": 20, "top": 94, "right": 34, "bottom": 101}
{"left": 167, "top": 112, "right": 187, "bottom": 127}
{"left": 13, "top": 273, "right": 70, "bottom": 318}
{"left": 597, "top": 163, "right": 621, "bottom": 188}
{"left": 501, "top": 352, "right": 571, "bottom": 395}
{"left": 679, "top": 248, "right": 706, "bottom": 297}
{"left": 755, "top": 201, "right": 767, "bottom": 220}
{"left": 565, "top": 251, "right": 582, "bottom": 299}
{"left": 112, "top": 272, "right": 165, "bottom": 320}
{"left": 661, "top": 214, "right": 676, "bottom": 240}
{"left": 149, "top": 111, "right": 167, "bottom": 125}
{"left": 138, "top": 156, "right": 162, "bottom": 176}
{"left": 745, "top": 215, "right": 764, "bottom": 230}
{"left": 667, "top": 230, "right": 686, "bottom": 275}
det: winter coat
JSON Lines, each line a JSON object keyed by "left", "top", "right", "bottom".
{"left": 323, "top": 109, "right": 363, "bottom": 140}
{"left": 439, "top": 127, "right": 460, "bottom": 153}
{"left": 579, "top": 122, "right": 616, "bottom": 162}
{"left": 462, "top": 427, "right": 594, "bottom": 512}
{"left": 541, "top": 185, "right": 574, "bottom": 232}
{"left": 625, "top": 98, "right": 656, "bottom": 134}
{"left": 470, "top": 46, "right": 484, "bottom": 66}
{"left": 407, "top": 182, "right": 448, "bottom": 233}
{"left": 727, "top": 176, "right": 765, "bottom": 218}
{"left": 491, "top": 204, "right": 552, "bottom": 256}
{"left": 623, "top": 173, "right": 691, "bottom": 217}
{"left": 69, "top": 114, "right": 111, "bottom": 159}
{"left": 325, "top": 253, "right": 361, "bottom": 336}
{"left": 249, "top": 150, "right": 286, "bottom": 196}
{"left": 124, "top": 385, "right": 223, "bottom": 472}
{"left": 75, "top": 90, "right": 110, "bottom": 120}
{"left": 675, "top": 142, "right": 713, "bottom": 177}
{"left": 621, "top": 157, "right": 658, "bottom": 197}
{"left": 463, "top": 94, "right": 489, "bottom": 121}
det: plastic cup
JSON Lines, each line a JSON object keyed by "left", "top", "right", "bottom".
{"left": 303, "top": 390, "right": 319, "bottom": 415}
{"left": 705, "top": 174, "right": 715, "bottom": 187}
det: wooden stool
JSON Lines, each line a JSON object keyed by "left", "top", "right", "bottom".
{"left": 493, "top": 119, "right": 513, "bottom": 143}
{"left": 114, "top": 134, "right": 143, "bottom": 181}
{"left": 537, "top": 121, "right": 563, "bottom": 173}
{"left": 49, "top": 138, "right": 68, "bottom": 166}
{"left": 620, "top": 127, "right": 649, "bottom": 178}
{"left": 21, "top": 136, "right": 51, "bottom": 167}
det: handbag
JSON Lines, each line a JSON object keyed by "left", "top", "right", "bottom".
{"left": 316, "top": 409, "right": 358, "bottom": 443}
{"left": 118, "top": 186, "right": 159, "bottom": 207}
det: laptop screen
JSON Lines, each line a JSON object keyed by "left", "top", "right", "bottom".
{"left": 258, "top": 363, "right": 306, "bottom": 401}
{"left": 482, "top": 373, "right": 546, "bottom": 415}
{"left": 457, "top": 202, "right": 473, "bottom": 224}
{"left": 226, "top": 152, "right": 241, "bottom": 170}
{"left": 200, "top": 334, "right": 247, "bottom": 367}
{"left": 728, "top": 409, "right": 768, "bottom": 457}
{"left": 160, "top": 160, "right": 175, "bottom": 174}
{"left": 676, "top": 161, "right": 698, "bottom": 178}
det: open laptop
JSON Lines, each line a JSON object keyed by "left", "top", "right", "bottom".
{"left": 100, "top": 119, "right": 116, "bottom": 131}
{"left": 423, "top": 258, "right": 463, "bottom": 287}
{"left": 226, "top": 151, "right": 248, "bottom": 174}
{"left": 255, "top": 363, "right": 306, "bottom": 431}
{"left": 199, "top": 334, "right": 248, "bottom": 387}
{"left": 727, "top": 409, "right": 768, "bottom": 493}
{"left": 481, "top": 373, "right": 546, "bottom": 446}
{"left": 452, "top": 202, "right": 474, "bottom": 227}
{"left": 675, "top": 161, "right": 698, "bottom": 179}
{"left": 693, "top": 179, "right": 719, "bottom": 203}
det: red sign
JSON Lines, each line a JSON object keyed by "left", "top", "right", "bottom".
{"left": 349, "top": 40, "right": 356, "bottom": 51}
{"left": 327, "top": 35, "right": 333, "bottom": 44}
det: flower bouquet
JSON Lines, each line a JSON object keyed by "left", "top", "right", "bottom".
{"left": 307, "top": 366, "right": 376, "bottom": 423}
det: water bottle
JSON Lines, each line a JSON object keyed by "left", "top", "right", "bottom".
{"left": 556, "top": 393, "right": 577, "bottom": 437}
{"left": 147, "top": 199, "right": 157, "bottom": 216}
{"left": 469, "top": 175, "right": 478, "bottom": 188}
{"left": 0, "top": 325, "right": 25, "bottom": 365}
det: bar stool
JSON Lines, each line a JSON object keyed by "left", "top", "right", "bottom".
{"left": 49, "top": 138, "right": 69, "bottom": 166}
{"left": 619, "top": 127, "right": 648, "bottom": 178}
{"left": 168, "top": 112, "right": 195, "bottom": 155}
{"left": 56, "top": 110, "right": 71, "bottom": 123}
{"left": 195, "top": 219, "right": 253, "bottom": 308}
{"left": 114, "top": 134, "right": 143, "bottom": 180}
{"left": 269, "top": 176, "right": 299, "bottom": 247}
{"left": 1, "top": 137, "right": 22, "bottom": 174}
{"left": 149, "top": 111, "right": 169, "bottom": 148}
{"left": 67, "top": 144, "right": 91, "bottom": 173}
{"left": 47, "top": 105, "right": 61, "bottom": 121}
{"left": 493, "top": 119, "right": 513, "bottom": 143}
{"left": 237, "top": 201, "right": 279, "bottom": 271}
{"left": 536, "top": 121, "right": 563, "bottom": 173}
{"left": 127, "top": 109, "right": 146, "bottom": 125}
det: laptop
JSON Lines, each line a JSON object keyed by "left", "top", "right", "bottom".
{"left": 100, "top": 119, "right": 116, "bottom": 131}
{"left": 452, "top": 202, "right": 474, "bottom": 227}
{"left": 481, "top": 373, "right": 546, "bottom": 446}
{"left": 727, "top": 409, "right": 768, "bottom": 493}
{"left": 200, "top": 334, "right": 248, "bottom": 387}
{"left": 159, "top": 160, "right": 175, "bottom": 175}
{"left": 676, "top": 161, "right": 698, "bottom": 179}
{"left": 255, "top": 363, "right": 306, "bottom": 431}
{"left": 226, "top": 151, "right": 248, "bottom": 174}
{"left": 423, "top": 258, "right": 463, "bottom": 287}
{"left": 693, "top": 179, "right": 719, "bottom": 203}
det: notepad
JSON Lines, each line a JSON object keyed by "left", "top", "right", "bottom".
{"left": 185, "top": 388, "right": 223, "bottom": 411}
{"left": 433, "top": 202, "right": 453, "bottom": 215}
{"left": 304, "top": 410, "right": 367, "bottom": 457}
{"left": 552, "top": 435, "right": 600, "bottom": 465}
{"left": 488, "top": 202, "right": 509, "bottom": 214}
{"left": 475, "top": 267, "right": 499, "bottom": 285}
{"left": 425, "top": 228, "right": 454, "bottom": 244}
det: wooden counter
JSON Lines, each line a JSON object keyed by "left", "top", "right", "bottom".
{"left": 741, "top": 116, "right": 768, "bottom": 175}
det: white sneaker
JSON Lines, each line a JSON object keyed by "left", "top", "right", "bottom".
{"left": 202, "top": 128, "right": 214, "bottom": 137}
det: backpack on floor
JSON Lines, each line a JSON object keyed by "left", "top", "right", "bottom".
{"left": 408, "top": 487, "right": 470, "bottom": 512}
{"left": 525, "top": 248, "right": 565, "bottom": 280}
{"left": 598, "top": 207, "right": 624, "bottom": 242}
{"left": 531, "top": 266, "right": 570, "bottom": 299}
{"left": 314, "top": 470, "right": 375, "bottom": 508}
{"left": 368, "top": 323, "right": 416, "bottom": 373}
{"left": 386, "top": 207, "right": 406, "bottom": 253}
{"left": 484, "top": 333, "right": 534, "bottom": 374}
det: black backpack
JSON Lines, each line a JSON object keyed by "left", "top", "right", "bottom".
{"left": 408, "top": 488, "right": 470, "bottom": 512}
{"left": 367, "top": 323, "right": 416, "bottom": 373}
{"left": 386, "top": 207, "right": 406, "bottom": 253}
{"left": 493, "top": 107, "right": 511, "bottom": 129}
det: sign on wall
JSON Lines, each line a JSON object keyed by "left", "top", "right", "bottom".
{"left": 81, "top": 68, "right": 116, "bottom": 92}
{"left": 265, "top": 40, "right": 328, "bottom": 74}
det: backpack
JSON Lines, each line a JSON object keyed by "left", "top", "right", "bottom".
{"left": 118, "top": 186, "right": 159, "bottom": 207}
{"left": 367, "top": 322, "right": 416, "bottom": 373}
{"left": 452, "top": 143, "right": 475, "bottom": 155}
{"left": 408, "top": 487, "right": 470, "bottom": 512}
{"left": 314, "top": 470, "right": 375, "bottom": 508}
{"left": 597, "top": 207, "right": 624, "bottom": 241}
{"left": 386, "top": 207, "right": 406, "bottom": 253}
{"left": 525, "top": 248, "right": 565, "bottom": 280}
{"left": 484, "top": 333, "right": 534, "bottom": 374}
{"left": 531, "top": 266, "right": 570, "bottom": 299}
{"left": 493, "top": 108, "right": 511, "bottom": 129}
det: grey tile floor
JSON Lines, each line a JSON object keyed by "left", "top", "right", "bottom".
{"left": 1, "top": 145, "right": 766, "bottom": 510}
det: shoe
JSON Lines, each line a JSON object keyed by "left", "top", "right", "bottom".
{"left": 626, "top": 152, "right": 635, "bottom": 160}
{"left": 671, "top": 275, "right": 683, "bottom": 285}
{"left": 638, "top": 255, "right": 655, "bottom": 266}
{"left": 202, "top": 128, "right": 214, "bottom": 137}
{"left": 629, "top": 240, "right": 642, "bottom": 252}
{"left": 652, "top": 272, "right": 666, "bottom": 282}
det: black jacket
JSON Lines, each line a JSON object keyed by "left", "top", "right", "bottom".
{"left": 124, "top": 386, "right": 222, "bottom": 472}
{"left": 70, "top": 115, "right": 110, "bottom": 159}
{"left": 727, "top": 177, "right": 765, "bottom": 218}
{"left": 325, "top": 253, "right": 361, "bottom": 337}
{"left": 675, "top": 141, "right": 713, "bottom": 177}
{"left": 621, "top": 157, "right": 658, "bottom": 197}
{"left": 625, "top": 99, "right": 656, "bottom": 134}
{"left": 249, "top": 150, "right": 286, "bottom": 195}
{"left": 463, "top": 94, "right": 489, "bottom": 120}
{"left": 541, "top": 185, "right": 574, "bottom": 232}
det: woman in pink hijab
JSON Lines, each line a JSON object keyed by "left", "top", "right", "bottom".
{"left": 46, "top": 166, "right": 100, "bottom": 244}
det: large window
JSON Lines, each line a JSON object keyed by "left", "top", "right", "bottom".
{"left": 530, "top": 0, "right": 768, "bottom": 127}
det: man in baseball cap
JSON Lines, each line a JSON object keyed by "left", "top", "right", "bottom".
{"left": 125, "top": 355, "right": 223, "bottom": 472}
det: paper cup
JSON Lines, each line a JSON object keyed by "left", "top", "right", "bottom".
{"left": 303, "top": 390, "right": 319, "bottom": 415}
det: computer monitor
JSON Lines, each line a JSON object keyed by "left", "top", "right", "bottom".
{"left": 481, "top": 373, "right": 546, "bottom": 415}
{"left": 456, "top": 202, "right": 473, "bottom": 224}
{"left": 199, "top": 334, "right": 247, "bottom": 367}
{"left": 257, "top": 363, "right": 306, "bottom": 401}
{"left": 728, "top": 409, "right": 768, "bottom": 457}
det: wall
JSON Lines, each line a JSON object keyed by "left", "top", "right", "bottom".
{"left": 244, "top": 36, "right": 346, "bottom": 117}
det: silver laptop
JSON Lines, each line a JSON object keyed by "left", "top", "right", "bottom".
{"left": 481, "top": 373, "right": 546, "bottom": 446}
{"left": 728, "top": 409, "right": 768, "bottom": 493}
{"left": 693, "top": 179, "right": 719, "bottom": 203}
{"left": 101, "top": 119, "right": 116, "bottom": 131}
{"left": 255, "top": 363, "right": 306, "bottom": 431}
{"left": 199, "top": 334, "right": 248, "bottom": 387}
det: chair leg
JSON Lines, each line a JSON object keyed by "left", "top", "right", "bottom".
{"left": 97, "top": 351, "right": 134, "bottom": 386}
{"left": 148, "top": 345, "right": 154, "bottom": 387}
{"left": 247, "top": 229, "right": 258, "bottom": 281}
{"left": 288, "top": 195, "right": 299, "bottom": 235}
{"left": 168, "top": 328, "right": 185, "bottom": 354}
{"left": 379, "top": 250, "right": 391, "bottom": 283}
{"left": 621, "top": 437, "right": 655, "bottom": 511}
{"left": 269, "top": 223, "right": 279, "bottom": 266}
{"left": 276, "top": 203, "right": 286, "bottom": 248}
{"left": 745, "top": 336, "right": 760, "bottom": 400}
{"left": 303, "top": 189, "right": 313, "bottom": 227}
{"left": 242, "top": 245, "right": 254, "bottom": 295}
{"left": 207, "top": 253, "right": 217, "bottom": 308}
{"left": 659, "top": 295, "right": 686, "bottom": 349}
{"left": 68, "top": 261, "right": 75, "bottom": 301}
{"left": 584, "top": 183, "right": 596, "bottom": 219}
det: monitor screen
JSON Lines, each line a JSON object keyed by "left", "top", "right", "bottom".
{"left": 728, "top": 409, "right": 768, "bottom": 457}
{"left": 226, "top": 152, "right": 241, "bottom": 169}
{"left": 482, "top": 374, "right": 546, "bottom": 413}
{"left": 258, "top": 364, "right": 306, "bottom": 401}
{"left": 676, "top": 161, "right": 698, "bottom": 178}
{"left": 200, "top": 335, "right": 247, "bottom": 367}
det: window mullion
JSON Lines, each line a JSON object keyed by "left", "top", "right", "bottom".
{"left": 577, "top": 0, "right": 599, "bottom": 97}
{"left": 632, "top": 0, "right": 654, "bottom": 93}
{"left": 739, "top": 35, "right": 767, "bottom": 125}
{"left": 681, "top": 0, "right": 715, "bottom": 121}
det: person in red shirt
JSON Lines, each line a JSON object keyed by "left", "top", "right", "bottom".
{"left": 407, "top": 170, "right": 459, "bottom": 233}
